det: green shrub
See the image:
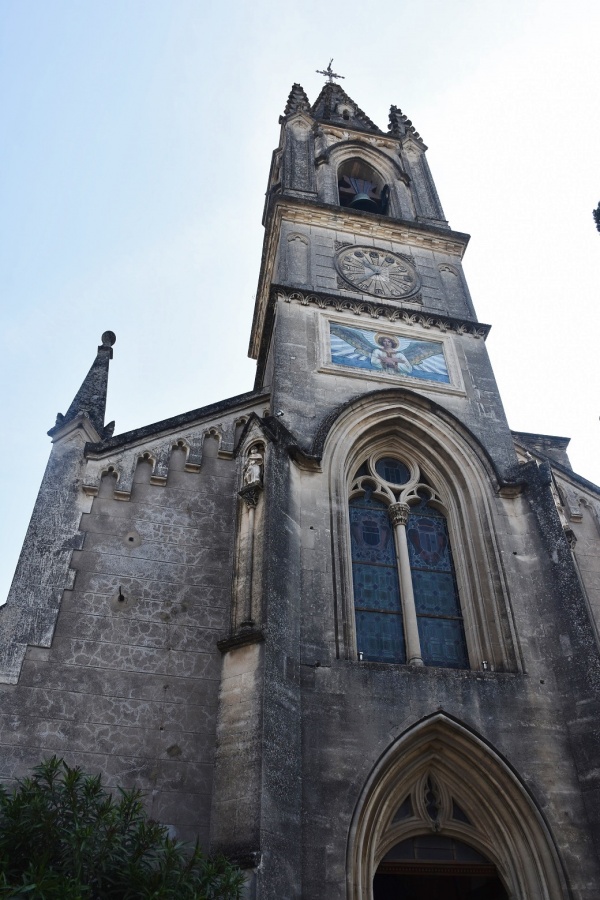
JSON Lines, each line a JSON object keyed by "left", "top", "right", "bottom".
{"left": 0, "top": 757, "right": 244, "bottom": 899}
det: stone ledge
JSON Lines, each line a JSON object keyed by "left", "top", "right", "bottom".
{"left": 335, "top": 660, "right": 521, "bottom": 677}
{"left": 217, "top": 628, "right": 266, "bottom": 654}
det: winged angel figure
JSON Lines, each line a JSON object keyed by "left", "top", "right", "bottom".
{"left": 330, "top": 324, "right": 450, "bottom": 384}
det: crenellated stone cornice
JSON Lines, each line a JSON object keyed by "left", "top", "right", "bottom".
{"left": 254, "top": 284, "right": 489, "bottom": 389}
{"left": 275, "top": 286, "right": 489, "bottom": 335}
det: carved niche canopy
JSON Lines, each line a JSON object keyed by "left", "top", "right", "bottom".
{"left": 335, "top": 245, "right": 420, "bottom": 300}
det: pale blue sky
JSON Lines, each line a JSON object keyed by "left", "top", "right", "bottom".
{"left": 1, "top": 0, "right": 599, "bottom": 601}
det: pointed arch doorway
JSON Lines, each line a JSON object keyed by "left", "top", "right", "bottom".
{"left": 347, "top": 715, "right": 568, "bottom": 900}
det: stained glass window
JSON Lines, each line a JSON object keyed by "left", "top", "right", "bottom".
{"left": 350, "top": 476, "right": 468, "bottom": 669}
{"left": 350, "top": 493, "right": 405, "bottom": 663}
{"left": 406, "top": 495, "right": 468, "bottom": 668}
{"left": 374, "top": 457, "right": 411, "bottom": 485}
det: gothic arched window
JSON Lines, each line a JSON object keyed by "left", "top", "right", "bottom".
{"left": 350, "top": 491, "right": 405, "bottom": 664}
{"left": 338, "top": 158, "right": 389, "bottom": 214}
{"left": 349, "top": 454, "right": 468, "bottom": 669}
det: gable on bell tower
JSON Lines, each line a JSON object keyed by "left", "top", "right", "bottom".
{"left": 266, "top": 78, "right": 446, "bottom": 227}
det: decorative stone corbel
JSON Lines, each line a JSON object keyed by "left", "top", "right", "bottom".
{"left": 563, "top": 526, "right": 577, "bottom": 551}
{"left": 560, "top": 484, "right": 584, "bottom": 522}
{"left": 149, "top": 445, "right": 170, "bottom": 486}
{"left": 239, "top": 483, "right": 262, "bottom": 509}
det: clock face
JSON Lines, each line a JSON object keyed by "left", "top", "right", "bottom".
{"left": 335, "top": 246, "right": 420, "bottom": 299}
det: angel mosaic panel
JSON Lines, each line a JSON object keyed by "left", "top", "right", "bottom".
{"left": 329, "top": 323, "right": 450, "bottom": 384}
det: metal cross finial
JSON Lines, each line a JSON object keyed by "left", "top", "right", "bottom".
{"left": 316, "top": 59, "right": 345, "bottom": 83}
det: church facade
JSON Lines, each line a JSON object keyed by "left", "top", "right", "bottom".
{"left": 1, "top": 79, "right": 600, "bottom": 898}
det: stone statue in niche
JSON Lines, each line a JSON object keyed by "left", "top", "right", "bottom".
{"left": 243, "top": 447, "right": 264, "bottom": 486}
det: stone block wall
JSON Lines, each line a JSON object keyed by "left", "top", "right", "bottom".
{"left": 276, "top": 219, "right": 473, "bottom": 320}
{"left": 268, "top": 299, "right": 518, "bottom": 479}
{"left": 0, "top": 436, "right": 240, "bottom": 844}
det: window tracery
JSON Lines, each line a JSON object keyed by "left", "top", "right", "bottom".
{"left": 374, "top": 768, "right": 509, "bottom": 894}
{"left": 325, "top": 393, "right": 521, "bottom": 674}
{"left": 349, "top": 452, "right": 468, "bottom": 669}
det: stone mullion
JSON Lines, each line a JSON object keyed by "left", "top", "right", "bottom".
{"left": 388, "top": 502, "right": 424, "bottom": 666}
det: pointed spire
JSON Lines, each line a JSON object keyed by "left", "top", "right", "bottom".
{"left": 48, "top": 331, "right": 116, "bottom": 439}
{"left": 310, "top": 82, "right": 382, "bottom": 134}
{"left": 283, "top": 83, "right": 311, "bottom": 116}
{"left": 388, "top": 105, "right": 423, "bottom": 142}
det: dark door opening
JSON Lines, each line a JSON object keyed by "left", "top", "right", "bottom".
{"left": 374, "top": 869, "right": 508, "bottom": 899}
{"left": 373, "top": 835, "right": 508, "bottom": 899}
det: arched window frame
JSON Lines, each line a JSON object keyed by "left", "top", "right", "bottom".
{"left": 315, "top": 141, "right": 415, "bottom": 219}
{"left": 348, "top": 449, "right": 468, "bottom": 669}
{"left": 337, "top": 157, "right": 387, "bottom": 213}
{"left": 324, "top": 393, "right": 521, "bottom": 673}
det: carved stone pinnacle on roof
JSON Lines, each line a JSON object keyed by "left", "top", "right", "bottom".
{"left": 48, "top": 331, "right": 116, "bottom": 439}
{"left": 388, "top": 105, "right": 423, "bottom": 141}
{"left": 284, "top": 83, "right": 310, "bottom": 116}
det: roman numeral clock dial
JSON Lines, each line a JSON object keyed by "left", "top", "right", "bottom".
{"left": 335, "top": 246, "right": 420, "bottom": 299}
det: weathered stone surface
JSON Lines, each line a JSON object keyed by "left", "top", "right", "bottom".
{"left": 2, "top": 83, "right": 600, "bottom": 900}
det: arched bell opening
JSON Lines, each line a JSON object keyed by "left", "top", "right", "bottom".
{"left": 374, "top": 834, "right": 508, "bottom": 899}
{"left": 338, "top": 158, "right": 389, "bottom": 214}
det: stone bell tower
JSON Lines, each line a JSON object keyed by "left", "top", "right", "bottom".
{"left": 228, "top": 73, "right": 600, "bottom": 899}
{"left": 249, "top": 75, "right": 514, "bottom": 474}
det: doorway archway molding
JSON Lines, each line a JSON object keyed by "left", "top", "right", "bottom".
{"left": 347, "top": 713, "right": 569, "bottom": 899}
